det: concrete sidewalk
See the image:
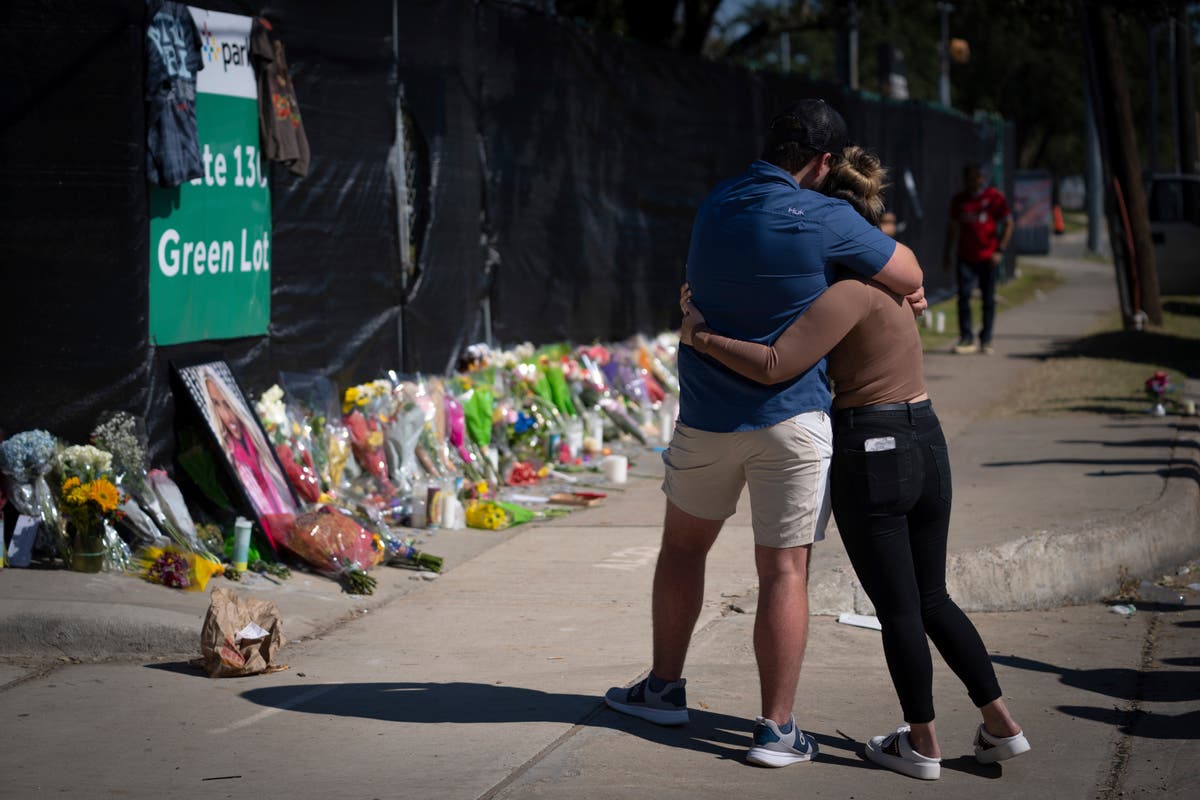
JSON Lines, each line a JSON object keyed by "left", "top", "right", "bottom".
{"left": 0, "top": 232, "right": 1196, "bottom": 662}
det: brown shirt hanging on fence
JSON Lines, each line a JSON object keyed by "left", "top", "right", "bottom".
{"left": 250, "top": 17, "right": 310, "bottom": 177}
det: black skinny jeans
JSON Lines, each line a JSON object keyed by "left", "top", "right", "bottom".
{"left": 830, "top": 400, "right": 1001, "bottom": 724}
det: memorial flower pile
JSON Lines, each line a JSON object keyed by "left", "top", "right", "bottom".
{"left": 0, "top": 329, "right": 677, "bottom": 594}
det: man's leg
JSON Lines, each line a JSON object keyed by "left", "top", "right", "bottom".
{"left": 955, "top": 259, "right": 977, "bottom": 343}
{"left": 754, "top": 542, "right": 811, "bottom": 724}
{"left": 977, "top": 260, "right": 997, "bottom": 346}
{"left": 742, "top": 410, "right": 829, "bottom": 727}
{"left": 651, "top": 500, "right": 723, "bottom": 681}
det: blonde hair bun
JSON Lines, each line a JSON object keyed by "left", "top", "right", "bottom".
{"left": 827, "top": 145, "right": 889, "bottom": 224}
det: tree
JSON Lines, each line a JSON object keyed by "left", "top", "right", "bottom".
{"left": 556, "top": 0, "right": 725, "bottom": 54}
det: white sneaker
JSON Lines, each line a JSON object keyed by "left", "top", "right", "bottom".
{"left": 974, "top": 724, "right": 1031, "bottom": 763}
{"left": 864, "top": 725, "right": 941, "bottom": 780}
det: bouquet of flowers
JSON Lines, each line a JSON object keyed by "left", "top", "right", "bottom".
{"left": 464, "top": 499, "right": 535, "bottom": 530}
{"left": 138, "top": 468, "right": 221, "bottom": 562}
{"left": 343, "top": 505, "right": 444, "bottom": 573}
{"left": 89, "top": 411, "right": 149, "bottom": 496}
{"left": 1145, "top": 371, "right": 1172, "bottom": 416}
{"left": 0, "top": 429, "right": 64, "bottom": 560}
{"left": 575, "top": 348, "right": 648, "bottom": 445}
{"left": 385, "top": 536, "right": 445, "bottom": 573}
{"left": 279, "top": 372, "right": 350, "bottom": 498}
{"left": 639, "top": 333, "right": 681, "bottom": 397}
{"left": 386, "top": 397, "right": 428, "bottom": 495}
{"left": 51, "top": 444, "right": 126, "bottom": 571}
{"left": 136, "top": 543, "right": 224, "bottom": 591}
{"left": 257, "top": 384, "right": 321, "bottom": 504}
{"left": 343, "top": 379, "right": 396, "bottom": 495}
{"left": 405, "top": 377, "right": 462, "bottom": 481}
{"left": 279, "top": 506, "right": 386, "bottom": 594}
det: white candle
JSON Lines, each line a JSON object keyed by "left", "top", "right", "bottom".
{"left": 602, "top": 454, "right": 628, "bottom": 484}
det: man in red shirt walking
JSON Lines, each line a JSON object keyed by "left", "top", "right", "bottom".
{"left": 944, "top": 163, "right": 1013, "bottom": 354}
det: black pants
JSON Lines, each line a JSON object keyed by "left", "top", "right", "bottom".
{"left": 830, "top": 400, "right": 1001, "bottom": 724}
{"left": 956, "top": 258, "right": 996, "bottom": 344}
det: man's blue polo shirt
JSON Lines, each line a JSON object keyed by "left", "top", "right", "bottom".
{"left": 679, "top": 160, "right": 897, "bottom": 432}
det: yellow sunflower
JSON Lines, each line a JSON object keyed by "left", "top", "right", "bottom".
{"left": 86, "top": 479, "right": 120, "bottom": 514}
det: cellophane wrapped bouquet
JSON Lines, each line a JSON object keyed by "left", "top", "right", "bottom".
{"left": 257, "top": 384, "right": 322, "bottom": 505}
{"left": 280, "top": 505, "right": 386, "bottom": 593}
{"left": 0, "top": 429, "right": 65, "bottom": 561}
{"left": 464, "top": 499, "right": 535, "bottom": 531}
{"left": 89, "top": 411, "right": 154, "bottom": 570}
{"left": 50, "top": 444, "right": 127, "bottom": 571}
{"left": 343, "top": 379, "right": 397, "bottom": 497}
{"left": 134, "top": 468, "right": 224, "bottom": 587}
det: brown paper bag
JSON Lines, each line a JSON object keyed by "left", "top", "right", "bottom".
{"left": 200, "top": 587, "right": 285, "bottom": 678}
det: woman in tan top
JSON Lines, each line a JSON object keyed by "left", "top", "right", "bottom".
{"left": 679, "top": 147, "right": 1029, "bottom": 781}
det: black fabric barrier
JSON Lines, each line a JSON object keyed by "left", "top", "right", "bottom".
{"left": 0, "top": 0, "right": 1004, "bottom": 463}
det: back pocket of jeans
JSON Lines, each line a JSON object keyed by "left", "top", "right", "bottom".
{"left": 840, "top": 444, "right": 914, "bottom": 511}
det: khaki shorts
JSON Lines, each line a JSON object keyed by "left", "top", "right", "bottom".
{"left": 661, "top": 411, "right": 832, "bottom": 548}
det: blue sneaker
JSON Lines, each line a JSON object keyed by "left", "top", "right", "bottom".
{"left": 746, "top": 716, "right": 819, "bottom": 767}
{"left": 604, "top": 673, "right": 689, "bottom": 725}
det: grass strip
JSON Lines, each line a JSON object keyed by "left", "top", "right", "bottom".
{"left": 995, "top": 296, "right": 1200, "bottom": 417}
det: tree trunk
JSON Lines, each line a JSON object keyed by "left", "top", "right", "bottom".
{"left": 1099, "top": 5, "right": 1163, "bottom": 325}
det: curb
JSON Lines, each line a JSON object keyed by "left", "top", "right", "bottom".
{"left": 0, "top": 608, "right": 200, "bottom": 660}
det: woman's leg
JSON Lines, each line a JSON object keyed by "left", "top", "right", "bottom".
{"left": 909, "top": 424, "right": 1006, "bottom": 715}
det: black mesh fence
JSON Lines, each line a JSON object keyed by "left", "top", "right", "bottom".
{"left": 0, "top": 0, "right": 1007, "bottom": 459}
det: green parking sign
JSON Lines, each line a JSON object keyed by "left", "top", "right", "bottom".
{"left": 149, "top": 7, "right": 270, "bottom": 346}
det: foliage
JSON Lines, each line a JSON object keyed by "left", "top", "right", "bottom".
{"left": 697, "top": 0, "right": 1193, "bottom": 179}
{"left": 556, "top": 0, "right": 725, "bottom": 54}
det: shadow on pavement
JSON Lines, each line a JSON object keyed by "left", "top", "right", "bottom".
{"left": 1159, "top": 657, "right": 1200, "bottom": 667}
{"left": 981, "top": 455, "right": 1199, "bottom": 485}
{"left": 144, "top": 661, "right": 204, "bottom": 676}
{"left": 1057, "top": 438, "right": 1200, "bottom": 451}
{"left": 940, "top": 755, "right": 1001, "bottom": 780}
{"left": 234, "top": 681, "right": 878, "bottom": 768}
{"left": 1008, "top": 329, "right": 1200, "bottom": 378}
{"left": 1055, "top": 706, "right": 1200, "bottom": 740}
{"left": 992, "top": 655, "right": 1200, "bottom": 703}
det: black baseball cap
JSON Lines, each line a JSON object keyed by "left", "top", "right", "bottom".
{"left": 765, "top": 99, "right": 849, "bottom": 156}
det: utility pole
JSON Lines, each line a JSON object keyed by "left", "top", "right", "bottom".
{"left": 848, "top": 0, "right": 860, "bottom": 90}
{"left": 937, "top": 2, "right": 953, "bottom": 107}
{"left": 1085, "top": 87, "right": 1105, "bottom": 255}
